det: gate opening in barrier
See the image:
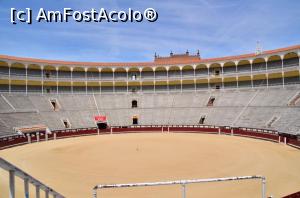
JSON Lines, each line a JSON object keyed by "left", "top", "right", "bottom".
{"left": 93, "top": 175, "right": 266, "bottom": 198}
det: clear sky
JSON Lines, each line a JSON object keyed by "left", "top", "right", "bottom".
{"left": 0, "top": 0, "right": 299, "bottom": 62}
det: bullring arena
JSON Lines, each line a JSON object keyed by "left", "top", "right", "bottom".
{"left": 0, "top": 45, "right": 300, "bottom": 198}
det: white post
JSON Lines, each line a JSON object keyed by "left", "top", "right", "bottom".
{"left": 194, "top": 67, "right": 196, "bottom": 92}
{"left": 85, "top": 68, "right": 88, "bottom": 95}
{"left": 262, "top": 177, "right": 266, "bottom": 198}
{"left": 180, "top": 69, "right": 183, "bottom": 93}
{"left": 45, "top": 132, "right": 48, "bottom": 141}
{"left": 284, "top": 137, "right": 287, "bottom": 145}
{"left": 56, "top": 68, "right": 59, "bottom": 95}
{"left": 181, "top": 184, "right": 186, "bottom": 198}
{"left": 41, "top": 66, "right": 44, "bottom": 94}
{"left": 281, "top": 58, "right": 285, "bottom": 88}
{"left": 218, "top": 127, "right": 221, "bottom": 135}
{"left": 278, "top": 136, "right": 281, "bottom": 143}
{"left": 71, "top": 67, "right": 73, "bottom": 94}
{"left": 97, "top": 129, "right": 100, "bottom": 135}
{"left": 36, "top": 132, "right": 40, "bottom": 142}
{"left": 9, "top": 170, "right": 15, "bottom": 198}
{"left": 112, "top": 69, "right": 115, "bottom": 94}
{"left": 54, "top": 132, "right": 56, "bottom": 140}
{"left": 27, "top": 134, "right": 31, "bottom": 144}
{"left": 168, "top": 126, "right": 170, "bottom": 133}
{"left": 24, "top": 178, "right": 29, "bottom": 198}
{"left": 45, "top": 189, "right": 49, "bottom": 198}
{"left": 167, "top": 69, "right": 169, "bottom": 93}
{"left": 266, "top": 61, "right": 268, "bottom": 88}
{"left": 231, "top": 128, "right": 233, "bottom": 136}
{"left": 8, "top": 64, "right": 11, "bottom": 94}
{"left": 110, "top": 127, "right": 113, "bottom": 134}
{"left": 25, "top": 65, "right": 28, "bottom": 95}
{"left": 161, "top": 127, "right": 164, "bottom": 133}
{"left": 250, "top": 61, "right": 253, "bottom": 88}
{"left": 36, "top": 185, "right": 40, "bottom": 198}
{"left": 153, "top": 69, "right": 156, "bottom": 93}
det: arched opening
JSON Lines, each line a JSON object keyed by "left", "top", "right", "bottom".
{"left": 154, "top": 67, "right": 167, "bottom": 79}
{"left": 267, "top": 55, "right": 281, "bottom": 70}
{"left": 168, "top": 66, "right": 181, "bottom": 78}
{"left": 58, "top": 66, "right": 71, "bottom": 79}
{"left": 195, "top": 64, "right": 208, "bottom": 76}
{"left": 223, "top": 62, "right": 236, "bottom": 74}
{"left": 128, "top": 67, "right": 140, "bottom": 81}
{"left": 114, "top": 67, "right": 127, "bottom": 80}
{"left": 0, "top": 61, "right": 9, "bottom": 92}
{"left": 101, "top": 68, "right": 113, "bottom": 80}
{"left": 252, "top": 58, "right": 266, "bottom": 71}
{"left": 141, "top": 67, "right": 154, "bottom": 79}
{"left": 87, "top": 67, "right": 99, "bottom": 79}
{"left": 132, "top": 115, "right": 138, "bottom": 125}
{"left": 132, "top": 100, "right": 138, "bottom": 108}
{"left": 283, "top": 52, "right": 298, "bottom": 67}
{"left": 73, "top": 67, "right": 85, "bottom": 79}
{"left": 237, "top": 60, "right": 251, "bottom": 73}
{"left": 182, "top": 65, "right": 194, "bottom": 77}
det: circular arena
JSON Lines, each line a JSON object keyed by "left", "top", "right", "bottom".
{"left": 0, "top": 45, "right": 300, "bottom": 198}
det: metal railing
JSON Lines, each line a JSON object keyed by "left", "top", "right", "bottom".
{"left": 92, "top": 175, "right": 266, "bottom": 198}
{"left": 0, "top": 157, "right": 64, "bottom": 198}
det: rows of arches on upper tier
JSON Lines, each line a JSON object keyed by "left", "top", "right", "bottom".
{"left": 0, "top": 52, "right": 299, "bottom": 74}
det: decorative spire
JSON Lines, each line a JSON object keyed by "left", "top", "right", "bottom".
{"left": 186, "top": 50, "right": 189, "bottom": 55}
{"left": 255, "top": 41, "right": 262, "bottom": 55}
{"left": 154, "top": 52, "right": 157, "bottom": 59}
{"left": 170, "top": 51, "right": 173, "bottom": 56}
{"left": 197, "top": 49, "right": 200, "bottom": 57}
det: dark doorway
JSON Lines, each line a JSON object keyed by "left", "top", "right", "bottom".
{"left": 132, "top": 100, "right": 138, "bottom": 108}
{"left": 133, "top": 117, "right": 138, "bottom": 125}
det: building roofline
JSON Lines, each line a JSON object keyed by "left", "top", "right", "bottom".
{"left": 0, "top": 44, "right": 299, "bottom": 67}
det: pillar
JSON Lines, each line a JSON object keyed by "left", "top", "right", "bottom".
{"left": 27, "top": 134, "right": 31, "bottom": 144}
{"left": 45, "top": 189, "right": 49, "bottom": 198}
{"left": 250, "top": 61, "right": 253, "bottom": 88}
{"left": 70, "top": 67, "right": 73, "bottom": 94}
{"left": 41, "top": 66, "right": 44, "bottom": 95}
{"left": 56, "top": 67, "right": 59, "bottom": 95}
{"left": 112, "top": 69, "right": 115, "bottom": 94}
{"left": 25, "top": 65, "right": 28, "bottom": 95}
{"left": 54, "top": 132, "right": 57, "bottom": 140}
{"left": 24, "top": 178, "right": 29, "bottom": 198}
{"left": 207, "top": 66, "right": 210, "bottom": 89}
{"left": 180, "top": 68, "right": 183, "bottom": 93}
{"left": 45, "top": 132, "right": 48, "bottom": 141}
{"left": 194, "top": 67, "right": 196, "bottom": 92}
{"left": 35, "top": 185, "right": 40, "bottom": 198}
{"left": 8, "top": 64, "right": 11, "bottom": 94}
{"left": 85, "top": 68, "right": 88, "bottom": 95}
{"left": 281, "top": 58, "right": 285, "bottom": 88}
{"left": 266, "top": 60, "right": 268, "bottom": 88}
{"left": 9, "top": 170, "right": 15, "bottom": 198}
{"left": 36, "top": 132, "right": 40, "bottom": 142}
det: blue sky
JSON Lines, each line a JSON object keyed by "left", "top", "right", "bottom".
{"left": 0, "top": 0, "right": 299, "bottom": 62}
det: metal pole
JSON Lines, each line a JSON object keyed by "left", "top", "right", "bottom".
{"left": 36, "top": 185, "right": 40, "bottom": 198}
{"left": 93, "top": 189, "right": 97, "bottom": 198}
{"left": 181, "top": 184, "right": 186, "bottom": 198}
{"left": 9, "top": 170, "right": 15, "bottom": 198}
{"left": 45, "top": 189, "right": 49, "bottom": 198}
{"left": 261, "top": 177, "right": 266, "bottom": 198}
{"left": 24, "top": 178, "right": 29, "bottom": 198}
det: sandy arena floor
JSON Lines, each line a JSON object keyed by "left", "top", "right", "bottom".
{"left": 0, "top": 133, "right": 300, "bottom": 198}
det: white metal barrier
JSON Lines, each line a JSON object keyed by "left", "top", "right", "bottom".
{"left": 0, "top": 157, "right": 64, "bottom": 198}
{"left": 93, "top": 175, "right": 266, "bottom": 198}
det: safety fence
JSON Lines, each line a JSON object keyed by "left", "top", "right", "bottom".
{"left": 0, "top": 125, "right": 299, "bottom": 150}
